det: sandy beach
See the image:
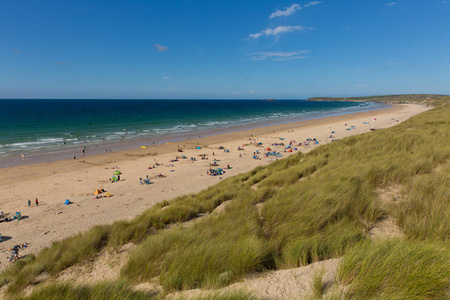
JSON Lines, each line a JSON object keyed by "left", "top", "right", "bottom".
{"left": 0, "top": 104, "right": 430, "bottom": 270}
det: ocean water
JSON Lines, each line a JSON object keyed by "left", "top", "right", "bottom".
{"left": 0, "top": 99, "right": 388, "bottom": 158}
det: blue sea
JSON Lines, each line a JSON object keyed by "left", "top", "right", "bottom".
{"left": 0, "top": 99, "right": 388, "bottom": 159}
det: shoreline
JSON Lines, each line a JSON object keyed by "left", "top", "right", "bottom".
{"left": 0, "top": 102, "right": 389, "bottom": 169}
{"left": 0, "top": 104, "right": 431, "bottom": 270}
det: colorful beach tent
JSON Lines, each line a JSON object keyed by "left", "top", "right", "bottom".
{"left": 64, "top": 199, "right": 72, "bottom": 205}
{"left": 104, "top": 192, "right": 112, "bottom": 197}
{"left": 113, "top": 170, "right": 122, "bottom": 175}
{"left": 93, "top": 189, "right": 103, "bottom": 195}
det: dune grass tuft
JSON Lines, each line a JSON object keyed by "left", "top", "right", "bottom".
{"left": 19, "top": 280, "right": 158, "bottom": 300}
{"left": 122, "top": 190, "right": 271, "bottom": 291}
{"left": 393, "top": 163, "right": 450, "bottom": 242}
{"left": 338, "top": 239, "right": 450, "bottom": 299}
{"left": 310, "top": 268, "right": 325, "bottom": 299}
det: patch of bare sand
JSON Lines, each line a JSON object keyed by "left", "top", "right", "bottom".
{"left": 56, "top": 243, "right": 134, "bottom": 285}
{"left": 167, "top": 258, "right": 340, "bottom": 300}
{"left": 369, "top": 186, "right": 405, "bottom": 239}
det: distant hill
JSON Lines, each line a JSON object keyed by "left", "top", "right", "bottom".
{"left": 307, "top": 94, "right": 450, "bottom": 106}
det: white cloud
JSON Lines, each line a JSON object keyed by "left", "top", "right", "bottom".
{"left": 163, "top": 76, "right": 172, "bottom": 79}
{"left": 270, "top": 4, "right": 301, "bottom": 18}
{"left": 269, "top": 2, "right": 321, "bottom": 18}
{"left": 385, "top": 2, "right": 397, "bottom": 6}
{"left": 304, "top": 1, "right": 321, "bottom": 8}
{"left": 247, "top": 51, "right": 309, "bottom": 61}
{"left": 154, "top": 44, "right": 168, "bottom": 52}
{"left": 249, "top": 25, "right": 314, "bottom": 39}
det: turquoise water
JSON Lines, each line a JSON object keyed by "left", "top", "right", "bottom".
{"left": 0, "top": 99, "right": 388, "bottom": 157}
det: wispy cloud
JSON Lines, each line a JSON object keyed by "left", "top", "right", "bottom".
{"left": 247, "top": 50, "right": 309, "bottom": 61}
{"left": 385, "top": 2, "right": 397, "bottom": 6}
{"left": 154, "top": 44, "right": 168, "bottom": 52}
{"left": 249, "top": 25, "right": 314, "bottom": 39}
{"left": 269, "top": 2, "right": 321, "bottom": 18}
{"left": 304, "top": 1, "right": 321, "bottom": 8}
{"left": 163, "top": 76, "right": 172, "bottom": 79}
{"left": 12, "top": 49, "right": 24, "bottom": 53}
{"left": 54, "top": 62, "right": 66, "bottom": 65}
{"left": 270, "top": 4, "right": 301, "bottom": 18}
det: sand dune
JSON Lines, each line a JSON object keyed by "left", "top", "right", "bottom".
{"left": 0, "top": 104, "right": 429, "bottom": 273}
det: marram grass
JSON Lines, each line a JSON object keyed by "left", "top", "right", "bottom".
{"left": 2, "top": 102, "right": 449, "bottom": 298}
{"left": 338, "top": 239, "right": 450, "bottom": 299}
{"left": 18, "top": 280, "right": 158, "bottom": 300}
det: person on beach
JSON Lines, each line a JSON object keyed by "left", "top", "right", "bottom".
{"left": 35, "top": 198, "right": 39, "bottom": 206}
{"left": 28, "top": 200, "right": 31, "bottom": 207}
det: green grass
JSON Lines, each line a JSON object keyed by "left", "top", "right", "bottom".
{"left": 2, "top": 102, "right": 449, "bottom": 298}
{"left": 122, "top": 189, "right": 271, "bottom": 291}
{"left": 171, "top": 290, "right": 256, "bottom": 300}
{"left": 338, "top": 239, "right": 450, "bottom": 299}
{"left": 19, "top": 281, "right": 158, "bottom": 300}
{"left": 393, "top": 163, "right": 450, "bottom": 242}
{"left": 1, "top": 225, "right": 110, "bottom": 295}
{"left": 310, "top": 268, "right": 325, "bottom": 299}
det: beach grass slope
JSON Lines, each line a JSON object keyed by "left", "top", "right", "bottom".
{"left": 3, "top": 101, "right": 449, "bottom": 299}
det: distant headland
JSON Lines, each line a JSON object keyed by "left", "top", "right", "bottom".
{"left": 307, "top": 94, "right": 450, "bottom": 106}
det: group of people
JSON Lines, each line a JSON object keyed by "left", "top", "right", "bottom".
{"left": 27, "top": 198, "right": 39, "bottom": 207}
{"left": 8, "top": 242, "right": 29, "bottom": 263}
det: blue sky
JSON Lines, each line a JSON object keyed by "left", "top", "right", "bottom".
{"left": 1, "top": 0, "right": 449, "bottom": 99}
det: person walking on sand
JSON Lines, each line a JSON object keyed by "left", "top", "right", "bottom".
{"left": 35, "top": 198, "right": 39, "bottom": 206}
{"left": 27, "top": 199, "right": 31, "bottom": 207}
